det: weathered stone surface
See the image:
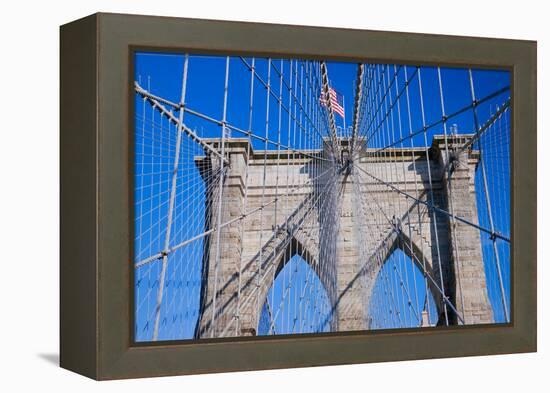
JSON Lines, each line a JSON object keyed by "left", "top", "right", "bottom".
{"left": 195, "top": 135, "right": 494, "bottom": 338}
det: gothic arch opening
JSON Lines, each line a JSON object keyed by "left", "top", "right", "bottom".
{"left": 366, "top": 232, "right": 441, "bottom": 329}
{"left": 368, "top": 248, "right": 439, "bottom": 329}
{"left": 257, "top": 240, "right": 334, "bottom": 336}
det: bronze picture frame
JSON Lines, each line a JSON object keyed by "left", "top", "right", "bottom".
{"left": 60, "top": 12, "right": 537, "bottom": 380}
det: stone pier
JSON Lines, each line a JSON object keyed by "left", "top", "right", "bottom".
{"left": 194, "top": 135, "right": 493, "bottom": 338}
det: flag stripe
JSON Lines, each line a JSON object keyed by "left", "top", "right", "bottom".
{"left": 320, "top": 87, "right": 345, "bottom": 118}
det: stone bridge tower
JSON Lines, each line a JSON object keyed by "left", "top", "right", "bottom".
{"left": 194, "top": 135, "right": 493, "bottom": 338}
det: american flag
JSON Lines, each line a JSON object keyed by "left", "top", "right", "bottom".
{"left": 320, "top": 87, "right": 345, "bottom": 118}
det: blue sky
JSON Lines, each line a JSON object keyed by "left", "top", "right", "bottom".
{"left": 134, "top": 51, "right": 511, "bottom": 341}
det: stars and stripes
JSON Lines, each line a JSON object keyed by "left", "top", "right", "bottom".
{"left": 320, "top": 87, "right": 345, "bottom": 118}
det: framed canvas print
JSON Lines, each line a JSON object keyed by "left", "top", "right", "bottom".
{"left": 60, "top": 12, "right": 537, "bottom": 380}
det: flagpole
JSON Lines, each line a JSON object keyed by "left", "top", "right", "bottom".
{"left": 342, "top": 94, "right": 346, "bottom": 136}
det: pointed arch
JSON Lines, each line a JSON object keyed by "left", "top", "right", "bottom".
{"left": 362, "top": 228, "right": 445, "bottom": 328}
{"left": 256, "top": 235, "right": 335, "bottom": 335}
